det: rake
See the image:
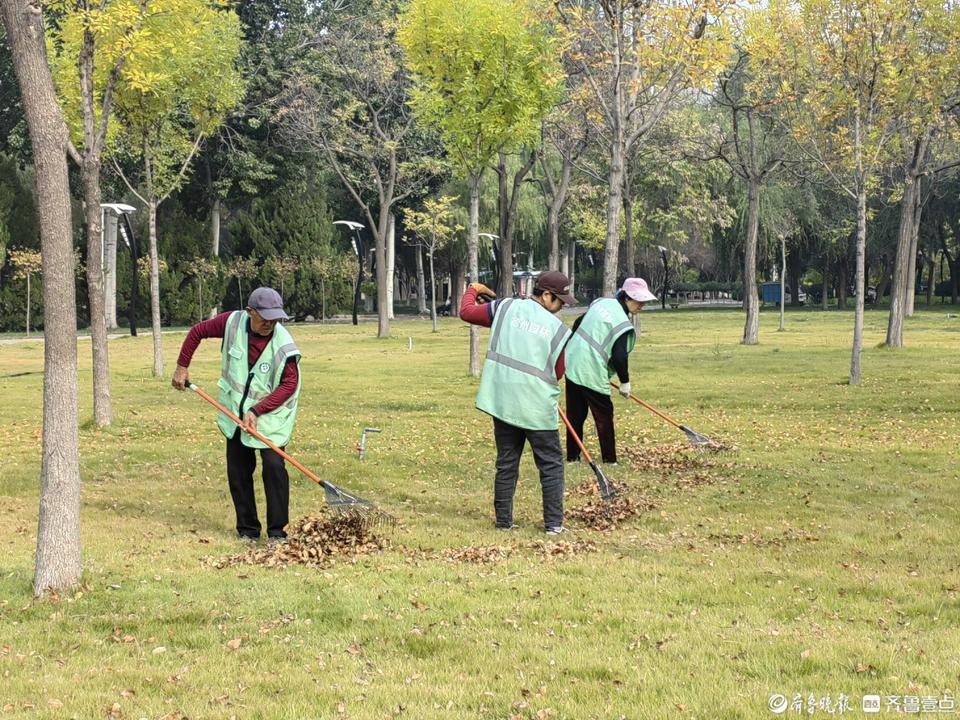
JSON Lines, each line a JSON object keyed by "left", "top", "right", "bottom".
{"left": 558, "top": 406, "right": 617, "bottom": 501}
{"left": 188, "top": 383, "right": 394, "bottom": 527}
{"left": 611, "top": 382, "right": 724, "bottom": 450}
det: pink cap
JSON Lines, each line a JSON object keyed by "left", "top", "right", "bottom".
{"left": 621, "top": 277, "right": 657, "bottom": 303}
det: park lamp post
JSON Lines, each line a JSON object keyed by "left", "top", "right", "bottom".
{"left": 101, "top": 203, "right": 138, "bottom": 336}
{"left": 657, "top": 245, "right": 669, "bottom": 310}
{"left": 479, "top": 232, "right": 499, "bottom": 291}
{"left": 334, "top": 220, "right": 365, "bottom": 326}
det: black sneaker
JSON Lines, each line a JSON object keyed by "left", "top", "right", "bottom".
{"left": 495, "top": 523, "right": 518, "bottom": 531}
{"left": 239, "top": 534, "right": 258, "bottom": 544}
{"left": 545, "top": 526, "right": 570, "bottom": 536}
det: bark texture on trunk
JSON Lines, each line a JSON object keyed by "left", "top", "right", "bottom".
{"left": 886, "top": 179, "right": 916, "bottom": 347}
{"left": 1, "top": 0, "right": 83, "bottom": 595}
{"left": 415, "top": 244, "right": 427, "bottom": 313}
{"left": 147, "top": 197, "right": 163, "bottom": 376}
{"left": 622, "top": 188, "right": 635, "bottom": 280}
{"left": 850, "top": 187, "right": 867, "bottom": 385}
{"left": 82, "top": 163, "right": 112, "bottom": 426}
{"left": 741, "top": 177, "right": 761, "bottom": 345}
{"left": 905, "top": 181, "right": 922, "bottom": 317}
{"left": 468, "top": 174, "right": 481, "bottom": 377}
{"left": 428, "top": 248, "right": 437, "bottom": 333}
{"left": 375, "top": 207, "right": 390, "bottom": 338}
{"left": 602, "top": 133, "right": 625, "bottom": 296}
{"left": 386, "top": 212, "right": 395, "bottom": 321}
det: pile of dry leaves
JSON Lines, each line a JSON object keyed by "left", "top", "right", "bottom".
{"left": 565, "top": 492, "right": 656, "bottom": 531}
{"left": 564, "top": 476, "right": 658, "bottom": 531}
{"left": 211, "top": 513, "right": 387, "bottom": 569}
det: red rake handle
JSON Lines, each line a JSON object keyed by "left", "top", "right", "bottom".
{"left": 558, "top": 406, "right": 595, "bottom": 465}
{"left": 188, "top": 382, "right": 326, "bottom": 488}
{"left": 610, "top": 382, "right": 683, "bottom": 430}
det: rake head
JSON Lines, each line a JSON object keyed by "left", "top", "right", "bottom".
{"left": 680, "top": 425, "right": 726, "bottom": 451}
{"left": 321, "top": 482, "right": 396, "bottom": 530}
{"left": 589, "top": 462, "right": 618, "bottom": 501}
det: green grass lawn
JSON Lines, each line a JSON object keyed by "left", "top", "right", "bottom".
{"left": 1, "top": 305, "right": 959, "bottom": 719}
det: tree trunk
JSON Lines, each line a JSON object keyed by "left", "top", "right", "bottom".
{"left": 567, "top": 239, "right": 576, "bottom": 288}
{"left": 546, "top": 204, "right": 560, "bottom": 271}
{"left": 386, "top": 212, "right": 395, "bottom": 321}
{"left": 886, "top": 179, "right": 915, "bottom": 347}
{"left": 147, "top": 197, "right": 163, "bottom": 376}
{"left": 211, "top": 197, "right": 220, "bottom": 256}
{"left": 741, "top": 176, "right": 761, "bottom": 345}
{"left": 850, "top": 187, "right": 867, "bottom": 386}
{"left": 25, "top": 272, "right": 31, "bottom": 335}
{"left": 925, "top": 255, "right": 935, "bottom": 306}
{"left": 821, "top": 261, "right": 829, "bottom": 311}
{"left": 1, "top": 0, "right": 82, "bottom": 595}
{"left": 778, "top": 235, "right": 786, "bottom": 332}
{"left": 82, "top": 162, "right": 112, "bottom": 426}
{"left": 789, "top": 250, "right": 801, "bottom": 307}
{"left": 415, "top": 243, "right": 427, "bottom": 313}
{"left": 602, "top": 132, "right": 625, "bottom": 296}
{"left": 429, "top": 249, "right": 437, "bottom": 333}
{"left": 468, "top": 172, "right": 482, "bottom": 377}
{"left": 875, "top": 255, "right": 889, "bottom": 304}
{"left": 497, "top": 153, "right": 511, "bottom": 297}
{"left": 622, "top": 188, "right": 635, "bottom": 280}
{"left": 375, "top": 208, "right": 390, "bottom": 338}
{"left": 451, "top": 255, "right": 465, "bottom": 317}
{"left": 905, "top": 183, "right": 922, "bottom": 317}
{"left": 837, "top": 257, "right": 848, "bottom": 310}
{"left": 951, "top": 254, "right": 959, "bottom": 305}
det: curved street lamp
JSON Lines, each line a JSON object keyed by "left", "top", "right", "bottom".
{"left": 657, "top": 245, "right": 669, "bottom": 310}
{"left": 101, "top": 203, "right": 138, "bottom": 335}
{"left": 334, "top": 220, "right": 366, "bottom": 326}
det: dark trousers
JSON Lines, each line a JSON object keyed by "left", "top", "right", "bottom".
{"left": 226, "top": 428, "right": 290, "bottom": 538}
{"left": 492, "top": 417, "right": 564, "bottom": 529}
{"left": 565, "top": 380, "right": 617, "bottom": 463}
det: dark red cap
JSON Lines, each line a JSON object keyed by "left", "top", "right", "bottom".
{"left": 535, "top": 271, "right": 577, "bottom": 306}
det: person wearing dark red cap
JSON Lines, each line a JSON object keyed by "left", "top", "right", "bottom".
{"left": 564, "top": 277, "right": 657, "bottom": 465}
{"left": 171, "top": 287, "right": 301, "bottom": 544}
{"left": 460, "top": 270, "right": 577, "bottom": 534}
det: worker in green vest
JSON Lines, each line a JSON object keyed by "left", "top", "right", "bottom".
{"left": 460, "top": 271, "right": 576, "bottom": 535}
{"left": 564, "top": 277, "right": 657, "bottom": 465}
{"left": 172, "top": 287, "right": 301, "bottom": 544}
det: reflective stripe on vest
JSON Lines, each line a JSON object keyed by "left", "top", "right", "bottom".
{"left": 216, "top": 311, "right": 302, "bottom": 448}
{"left": 565, "top": 298, "right": 635, "bottom": 394}
{"left": 475, "top": 298, "right": 571, "bottom": 431}
{"left": 485, "top": 299, "right": 569, "bottom": 384}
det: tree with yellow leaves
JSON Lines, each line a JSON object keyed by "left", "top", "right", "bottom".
{"left": 747, "top": 0, "right": 960, "bottom": 384}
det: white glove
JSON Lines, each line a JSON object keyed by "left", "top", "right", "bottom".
{"left": 618, "top": 381, "right": 632, "bottom": 398}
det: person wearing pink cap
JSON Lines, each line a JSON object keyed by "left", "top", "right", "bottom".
{"left": 563, "top": 277, "right": 657, "bottom": 465}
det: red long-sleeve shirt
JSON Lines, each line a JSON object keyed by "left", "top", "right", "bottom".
{"left": 177, "top": 311, "right": 299, "bottom": 416}
{"left": 459, "top": 287, "right": 565, "bottom": 378}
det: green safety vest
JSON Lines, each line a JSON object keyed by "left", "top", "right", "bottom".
{"left": 475, "top": 298, "right": 571, "bottom": 431}
{"left": 216, "top": 310, "right": 302, "bottom": 448}
{"left": 565, "top": 298, "right": 635, "bottom": 394}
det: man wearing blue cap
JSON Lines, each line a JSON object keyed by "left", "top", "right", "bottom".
{"left": 172, "top": 287, "right": 301, "bottom": 544}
